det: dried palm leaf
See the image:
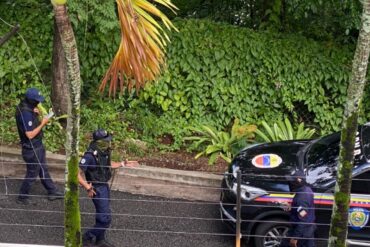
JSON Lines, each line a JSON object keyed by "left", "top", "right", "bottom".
{"left": 99, "top": 0, "right": 178, "bottom": 96}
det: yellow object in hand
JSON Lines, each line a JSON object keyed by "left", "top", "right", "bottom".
{"left": 51, "top": 0, "right": 67, "bottom": 6}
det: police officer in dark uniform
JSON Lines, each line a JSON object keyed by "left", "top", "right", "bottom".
{"left": 78, "top": 129, "right": 138, "bottom": 247}
{"left": 15, "top": 88, "right": 63, "bottom": 205}
{"left": 280, "top": 170, "right": 316, "bottom": 247}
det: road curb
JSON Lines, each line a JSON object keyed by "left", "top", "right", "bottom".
{"left": 0, "top": 145, "right": 223, "bottom": 201}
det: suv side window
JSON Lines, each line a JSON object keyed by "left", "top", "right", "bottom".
{"left": 306, "top": 139, "right": 339, "bottom": 188}
{"left": 351, "top": 171, "right": 370, "bottom": 194}
{"left": 361, "top": 125, "right": 370, "bottom": 161}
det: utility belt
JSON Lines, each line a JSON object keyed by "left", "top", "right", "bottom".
{"left": 21, "top": 141, "right": 43, "bottom": 150}
{"left": 91, "top": 182, "right": 109, "bottom": 188}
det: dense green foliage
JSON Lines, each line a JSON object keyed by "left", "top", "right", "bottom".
{"left": 170, "top": 0, "right": 362, "bottom": 44}
{"left": 1, "top": 1, "right": 370, "bottom": 158}
{"left": 184, "top": 119, "right": 256, "bottom": 164}
{"left": 141, "top": 19, "right": 360, "bottom": 134}
{"left": 255, "top": 118, "right": 316, "bottom": 142}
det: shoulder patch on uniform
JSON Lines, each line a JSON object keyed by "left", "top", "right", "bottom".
{"left": 81, "top": 158, "right": 86, "bottom": 164}
{"left": 349, "top": 208, "right": 369, "bottom": 230}
{"left": 252, "top": 154, "right": 282, "bottom": 168}
{"left": 28, "top": 121, "right": 33, "bottom": 127}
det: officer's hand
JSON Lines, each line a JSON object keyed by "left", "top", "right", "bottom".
{"left": 86, "top": 183, "right": 96, "bottom": 198}
{"left": 279, "top": 201, "right": 291, "bottom": 211}
{"left": 125, "top": 160, "right": 139, "bottom": 167}
{"left": 41, "top": 117, "right": 50, "bottom": 126}
{"left": 289, "top": 239, "right": 298, "bottom": 247}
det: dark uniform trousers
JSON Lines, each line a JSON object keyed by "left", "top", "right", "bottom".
{"left": 85, "top": 184, "right": 112, "bottom": 241}
{"left": 19, "top": 145, "right": 57, "bottom": 199}
{"left": 280, "top": 224, "right": 316, "bottom": 247}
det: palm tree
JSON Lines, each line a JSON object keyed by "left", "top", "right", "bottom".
{"left": 51, "top": 0, "right": 177, "bottom": 246}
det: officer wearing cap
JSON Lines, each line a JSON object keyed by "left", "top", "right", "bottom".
{"left": 280, "top": 170, "right": 316, "bottom": 247}
{"left": 78, "top": 128, "right": 139, "bottom": 247}
{"left": 15, "top": 88, "right": 63, "bottom": 205}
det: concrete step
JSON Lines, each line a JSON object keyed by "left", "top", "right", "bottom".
{"left": 0, "top": 145, "right": 223, "bottom": 202}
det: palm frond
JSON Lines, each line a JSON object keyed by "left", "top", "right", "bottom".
{"left": 99, "top": 0, "right": 177, "bottom": 96}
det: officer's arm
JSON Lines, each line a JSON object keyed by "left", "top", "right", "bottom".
{"left": 291, "top": 200, "right": 311, "bottom": 238}
{"left": 25, "top": 117, "right": 49, "bottom": 139}
{"left": 78, "top": 168, "right": 91, "bottom": 191}
{"left": 111, "top": 160, "right": 139, "bottom": 169}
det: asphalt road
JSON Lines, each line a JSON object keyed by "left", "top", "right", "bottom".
{"left": 0, "top": 178, "right": 237, "bottom": 247}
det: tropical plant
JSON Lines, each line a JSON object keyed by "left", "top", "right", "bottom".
{"left": 255, "top": 118, "right": 316, "bottom": 143}
{"left": 99, "top": 0, "right": 178, "bottom": 96}
{"left": 185, "top": 119, "right": 256, "bottom": 165}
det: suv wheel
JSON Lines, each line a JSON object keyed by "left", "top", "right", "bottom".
{"left": 254, "top": 218, "right": 289, "bottom": 247}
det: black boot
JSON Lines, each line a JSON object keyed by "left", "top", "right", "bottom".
{"left": 82, "top": 233, "right": 95, "bottom": 247}
{"left": 48, "top": 191, "right": 64, "bottom": 201}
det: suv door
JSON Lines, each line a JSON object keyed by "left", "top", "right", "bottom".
{"left": 346, "top": 171, "right": 370, "bottom": 242}
{"left": 313, "top": 171, "right": 370, "bottom": 245}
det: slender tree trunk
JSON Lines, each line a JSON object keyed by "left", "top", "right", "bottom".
{"left": 0, "top": 24, "right": 19, "bottom": 47}
{"left": 328, "top": 1, "right": 370, "bottom": 246}
{"left": 51, "top": 19, "right": 69, "bottom": 128}
{"left": 53, "top": 4, "right": 82, "bottom": 247}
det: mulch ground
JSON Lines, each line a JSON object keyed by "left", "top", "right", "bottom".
{"left": 137, "top": 151, "right": 229, "bottom": 174}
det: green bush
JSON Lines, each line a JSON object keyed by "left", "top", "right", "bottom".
{"left": 141, "top": 19, "right": 358, "bottom": 135}
{"left": 185, "top": 119, "right": 256, "bottom": 164}
{"left": 255, "top": 118, "right": 316, "bottom": 143}
{"left": 1, "top": 2, "right": 369, "bottom": 155}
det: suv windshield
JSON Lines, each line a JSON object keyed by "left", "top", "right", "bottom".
{"left": 304, "top": 132, "right": 340, "bottom": 188}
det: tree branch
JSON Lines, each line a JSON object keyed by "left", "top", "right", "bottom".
{"left": 0, "top": 24, "right": 20, "bottom": 47}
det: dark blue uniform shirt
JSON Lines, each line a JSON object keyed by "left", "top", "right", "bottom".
{"left": 79, "top": 153, "right": 97, "bottom": 172}
{"left": 290, "top": 185, "right": 315, "bottom": 237}
{"left": 16, "top": 103, "right": 43, "bottom": 147}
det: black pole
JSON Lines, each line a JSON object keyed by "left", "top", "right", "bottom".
{"left": 0, "top": 24, "right": 20, "bottom": 47}
{"left": 236, "top": 170, "right": 241, "bottom": 247}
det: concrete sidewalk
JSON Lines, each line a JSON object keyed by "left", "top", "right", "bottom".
{"left": 0, "top": 145, "right": 223, "bottom": 201}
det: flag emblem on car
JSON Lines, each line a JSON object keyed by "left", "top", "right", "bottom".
{"left": 252, "top": 154, "right": 282, "bottom": 168}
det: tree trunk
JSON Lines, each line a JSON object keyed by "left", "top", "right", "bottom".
{"left": 51, "top": 19, "right": 69, "bottom": 128}
{"left": 0, "top": 24, "right": 19, "bottom": 47}
{"left": 328, "top": 1, "right": 370, "bottom": 246}
{"left": 53, "top": 4, "right": 82, "bottom": 247}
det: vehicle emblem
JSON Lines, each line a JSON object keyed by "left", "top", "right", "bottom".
{"left": 252, "top": 154, "right": 282, "bottom": 168}
{"left": 349, "top": 208, "right": 369, "bottom": 230}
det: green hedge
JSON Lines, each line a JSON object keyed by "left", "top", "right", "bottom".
{"left": 141, "top": 19, "right": 361, "bottom": 134}
{"left": 1, "top": 2, "right": 368, "bottom": 153}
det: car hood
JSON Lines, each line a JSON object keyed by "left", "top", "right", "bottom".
{"left": 231, "top": 140, "right": 310, "bottom": 177}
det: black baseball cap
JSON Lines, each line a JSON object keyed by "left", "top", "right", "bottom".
{"left": 93, "top": 129, "right": 112, "bottom": 142}
{"left": 25, "top": 88, "right": 45, "bottom": 102}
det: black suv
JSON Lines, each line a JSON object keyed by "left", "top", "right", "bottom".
{"left": 220, "top": 124, "right": 370, "bottom": 247}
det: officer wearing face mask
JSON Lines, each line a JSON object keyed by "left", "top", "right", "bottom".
{"left": 280, "top": 170, "right": 316, "bottom": 247}
{"left": 78, "top": 129, "right": 139, "bottom": 247}
{"left": 15, "top": 88, "right": 63, "bottom": 205}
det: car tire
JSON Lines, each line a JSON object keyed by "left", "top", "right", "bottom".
{"left": 254, "top": 218, "right": 289, "bottom": 247}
